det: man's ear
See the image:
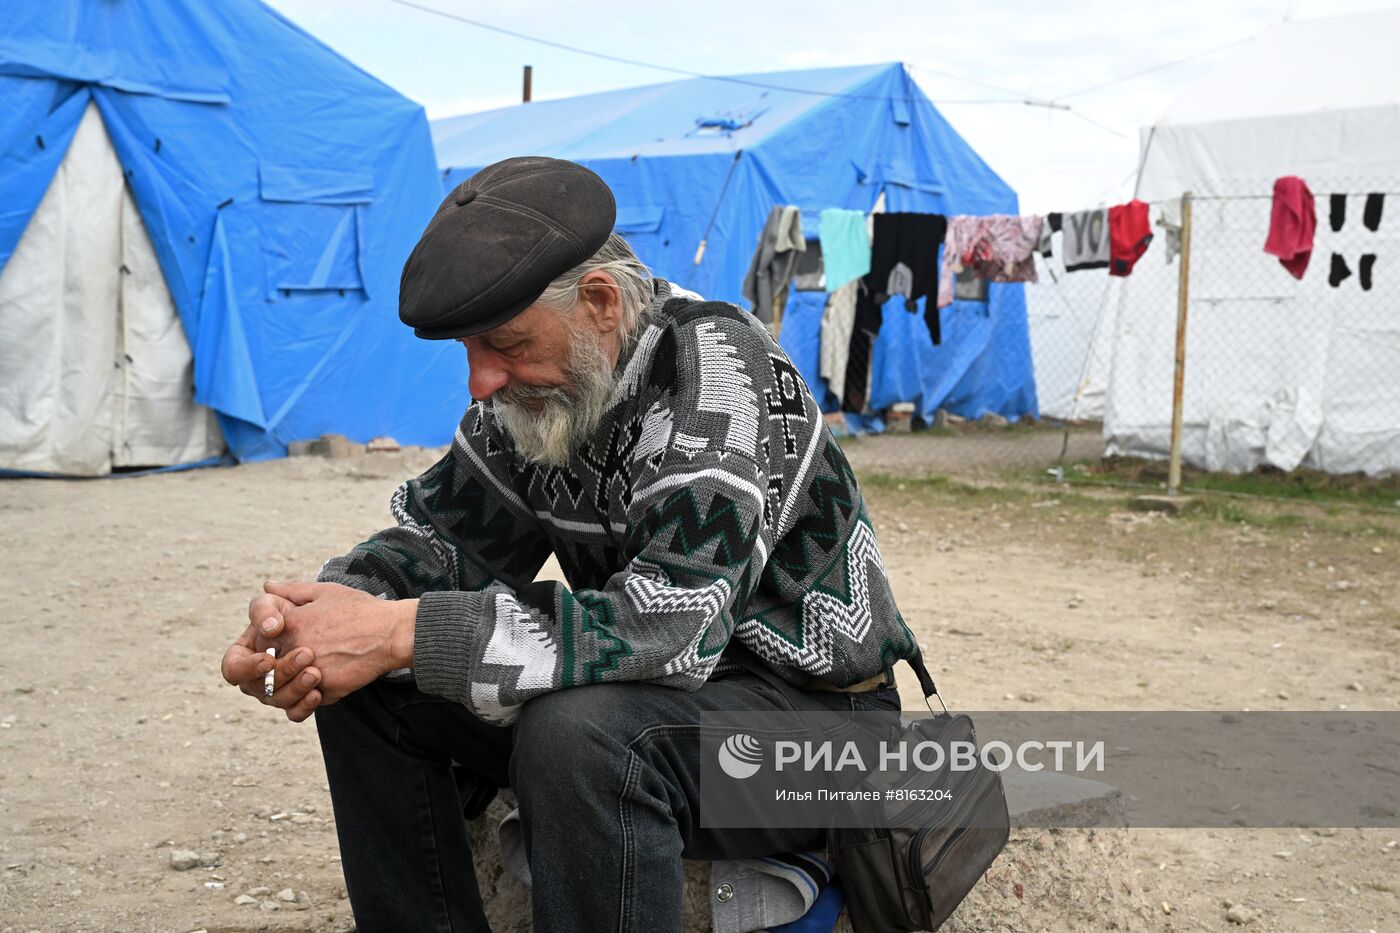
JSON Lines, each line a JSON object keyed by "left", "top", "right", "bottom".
{"left": 577, "top": 271, "right": 622, "bottom": 334}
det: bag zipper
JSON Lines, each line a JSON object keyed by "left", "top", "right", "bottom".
{"left": 923, "top": 826, "right": 969, "bottom": 875}
{"left": 906, "top": 776, "right": 1001, "bottom": 881}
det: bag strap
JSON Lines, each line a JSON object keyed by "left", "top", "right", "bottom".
{"left": 907, "top": 646, "right": 950, "bottom": 716}
{"left": 906, "top": 647, "right": 938, "bottom": 699}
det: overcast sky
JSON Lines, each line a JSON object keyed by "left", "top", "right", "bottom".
{"left": 265, "top": 0, "right": 1398, "bottom": 212}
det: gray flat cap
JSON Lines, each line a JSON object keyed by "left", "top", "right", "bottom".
{"left": 399, "top": 156, "right": 617, "bottom": 339}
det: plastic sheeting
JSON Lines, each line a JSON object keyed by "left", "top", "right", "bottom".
{"left": 432, "top": 63, "right": 1037, "bottom": 424}
{"left": 0, "top": 0, "right": 460, "bottom": 469}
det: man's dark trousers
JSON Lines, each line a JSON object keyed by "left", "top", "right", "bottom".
{"left": 315, "top": 672, "right": 900, "bottom": 932}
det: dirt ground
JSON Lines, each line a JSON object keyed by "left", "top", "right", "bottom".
{"left": 1, "top": 435, "right": 1397, "bottom": 932}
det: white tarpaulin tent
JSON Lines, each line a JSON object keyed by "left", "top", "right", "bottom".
{"left": 1085, "top": 10, "right": 1400, "bottom": 476}
{"left": 0, "top": 104, "right": 223, "bottom": 475}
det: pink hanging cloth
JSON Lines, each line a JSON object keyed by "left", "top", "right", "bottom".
{"left": 1263, "top": 176, "right": 1317, "bottom": 279}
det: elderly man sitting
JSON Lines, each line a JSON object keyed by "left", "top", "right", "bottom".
{"left": 221, "top": 158, "right": 918, "bottom": 932}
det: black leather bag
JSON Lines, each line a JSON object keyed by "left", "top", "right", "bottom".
{"left": 827, "top": 695, "right": 1010, "bottom": 932}
{"left": 726, "top": 644, "right": 1009, "bottom": 933}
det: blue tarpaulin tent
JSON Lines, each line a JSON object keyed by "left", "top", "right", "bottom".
{"left": 0, "top": 0, "right": 466, "bottom": 470}
{"left": 432, "top": 63, "right": 1038, "bottom": 426}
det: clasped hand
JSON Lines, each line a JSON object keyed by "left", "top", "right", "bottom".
{"left": 220, "top": 581, "right": 417, "bottom": 722}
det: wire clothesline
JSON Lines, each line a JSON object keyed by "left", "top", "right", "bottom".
{"left": 1191, "top": 191, "right": 1400, "bottom": 201}
{"left": 1005, "top": 189, "right": 1400, "bottom": 213}
{"left": 827, "top": 187, "right": 1400, "bottom": 216}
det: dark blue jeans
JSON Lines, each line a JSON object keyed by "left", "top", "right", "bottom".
{"left": 314, "top": 672, "right": 899, "bottom": 932}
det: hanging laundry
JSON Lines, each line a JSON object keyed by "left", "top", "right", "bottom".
{"left": 936, "top": 214, "right": 1042, "bottom": 308}
{"left": 964, "top": 215, "right": 1042, "bottom": 280}
{"left": 1325, "top": 192, "right": 1380, "bottom": 290}
{"left": 1329, "top": 193, "right": 1347, "bottom": 232}
{"left": 1359, "top": 253, "right": 1377, "bottom": 290}
{"left": 742, "top": 205, "right": 805, "bottom": 325}
{"left": 1156, "top": 199, "right": 1182, "bottom": 264}
{"left": 792, "top": 239, "right": 825, "bottom": 291}
{"left": 1263, "top": 176, "right": 1316, "bottom": 280}
{"left": 818, "top": 208, "right": 871, "bottom": 290}
{"left": 1363, "top": 193, "right": 1385, "bottom": 232}
{"left": 1329, "top": 253, "right": 1351, "bottom": 287}
{"left": 1061, "top": 208, "right": 1110, "bottom": 271}
{"left": 839, "top": 212, "right": 946, "bottom": 412}
{"left": 818, "top": 280, "right": 859, "bottom": 400}
{"left": 868, "top": 212, "right": 946, "bottom": 307}
{"left": 1038, "top": 212, "right": 1062, "bottom": 258}
{"left": 1108, "top": 199, "right": 1153, "bottom": 276}
{"left": 1329, "top": 253, "right": 1378, "bottom": 290}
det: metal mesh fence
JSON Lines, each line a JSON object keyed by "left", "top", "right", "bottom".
{"left": 1026, "top": 184, "right": 1400, "bottom": 481}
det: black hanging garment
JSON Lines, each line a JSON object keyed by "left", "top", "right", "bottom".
{"left": 871, "top": 212, "right": 946, "bottom": 309}
{"left": 841, "top": 213, "right": 946, "bottom": 413}
{"left": 1359, "top": 253, "right": 1377, "bottom": 290}
{"left": 1329, "top": 253, "right": 1351, "bottom": 288}
{"left": 1330, "top": 193, "right": 1347, "bottom": 232}
{"left": 1363, "top": 193, "right": 1385, "bottom": 232}
{"left": 842, "top": 284, "right": 882, "bottom": 414}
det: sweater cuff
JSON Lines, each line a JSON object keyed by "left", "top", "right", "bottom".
{"left": 414, "top": 589, "right": 489, "bottom": 704}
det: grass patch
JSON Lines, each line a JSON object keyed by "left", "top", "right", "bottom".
{"left": 1068, "top": 456, "right": 1400, "bottom": 510}
{"left": 856, "top": 461, "right": 1400, "bottom": 544}
{"left": 856, "top": 470, "right": 1116, "bottom": 516}
{"left": 829, "top": 417, "right": 1097, "bottom": 444}
{"left": 1186, "top": 499, "right": 1306, "bottom": 530}
{"left": 857, "top": 472, "right": 1029, "bottom": 501}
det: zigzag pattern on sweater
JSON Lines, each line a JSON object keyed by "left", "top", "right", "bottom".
{"left": 467, "top": 592, "right": 562, "bottom": 725}
{"left": 736, "top": 519, "right": 885, "bottom": 676}
{"left": 417, "top": 430, "right": 551, "bottom": 589}
{"left": 631, "top": 486, "right": 759, "bottom": 569}
{"left": 624, "top": 561, "right": 732, "bottom": 682}
{"left": 569, "top": 590, "right": 633, "bottom": 684}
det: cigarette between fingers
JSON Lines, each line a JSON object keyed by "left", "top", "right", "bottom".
{"left": 264, "top": 647, "right": 276, "bottom": 698}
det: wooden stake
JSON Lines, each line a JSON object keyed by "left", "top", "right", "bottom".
{"left": 522, "top": 65, "right": 532, "bottom": 103}
{"left": 1167, "top": 192, "right": 1193, "bottom": 496}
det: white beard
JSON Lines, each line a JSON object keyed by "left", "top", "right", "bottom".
{"left": 491, "top": 324, "right": 616, "bottom": 468}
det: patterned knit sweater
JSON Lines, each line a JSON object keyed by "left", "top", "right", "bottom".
{"left": 318, "top": 280, "right": 918, "bottom": 724}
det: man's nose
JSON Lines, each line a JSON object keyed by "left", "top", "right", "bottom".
{"left": 465, "top": 345, "right": 510, "bottom": 400}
